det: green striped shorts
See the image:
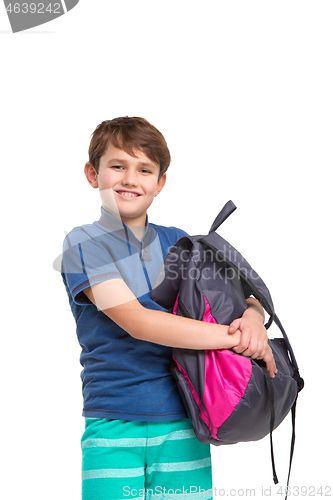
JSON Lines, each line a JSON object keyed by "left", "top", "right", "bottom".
{"left": 81, "top": 418, "right": 213, "bottom": 500}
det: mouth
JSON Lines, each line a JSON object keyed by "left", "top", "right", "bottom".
{"left": 115, "top": 190, "right": 141, "bottom": 199}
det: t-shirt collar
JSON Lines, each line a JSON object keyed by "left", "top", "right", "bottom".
{"left": 96, "top": 207, "right": 153, "bottom": 261}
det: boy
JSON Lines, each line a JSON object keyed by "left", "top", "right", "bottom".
{"left": 61, "top": 117, "right": 276, "bottom": 500}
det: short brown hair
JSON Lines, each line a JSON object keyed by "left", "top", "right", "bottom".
{"left": 88, "top": 117, "right": 171, "bottom": 180}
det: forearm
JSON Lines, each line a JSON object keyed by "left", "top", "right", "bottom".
{"left": 245, "top": 297, "right": 265, "bottom": 322}
{"left": 138, "top": 298, "right": 264, "bottom": 350}
{"left": 84, "top": 279, "right": 240, "bottom": 350}
{"left": 133, "top": 306, "right": 241, "bottom": 349}
{"left": 104, "top": 300, "right": 240, "bottom": 350}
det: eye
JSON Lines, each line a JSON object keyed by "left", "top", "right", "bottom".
{"left": 111, "top": 165, "right": 123, "bottom": 170}
{"left": 140, "top": 168, "right": 152, "bottom": 174}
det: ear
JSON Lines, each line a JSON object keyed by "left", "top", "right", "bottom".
{"left": 154, "top": 173, "right": 167, "bottom": 197}
{"left": 84, "top": 162, "right": 98, "bottom": 189}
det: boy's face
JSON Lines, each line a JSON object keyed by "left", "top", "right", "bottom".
{"left": 85, "top": 144, "right": 166, "bottom": 227}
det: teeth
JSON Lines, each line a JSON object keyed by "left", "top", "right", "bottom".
{"left": 119, "top": 191, "right": 136, "bottom": 197}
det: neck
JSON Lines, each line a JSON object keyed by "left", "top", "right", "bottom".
{"left": 126, "top": 225, "right": 147, "bottom": 241}
{"left": 102, "top": 205, "right": 147, "bottom": 241}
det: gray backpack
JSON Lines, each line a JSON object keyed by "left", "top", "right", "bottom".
{"left": 152, "top": 200, "right": 304, "bottom": 493}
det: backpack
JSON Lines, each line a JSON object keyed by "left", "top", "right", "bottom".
{"left": 151, "top": 200, "right": 304, "bottom": 491}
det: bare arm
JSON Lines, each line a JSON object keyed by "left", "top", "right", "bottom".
{"left": 245, "top": 297, "right": 265, "bottom": 321}
{"left": 82, "top": 278, "right": 241, "bottom": 350}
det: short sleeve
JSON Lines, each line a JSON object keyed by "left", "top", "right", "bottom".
{"left": 171, "top": 226, "right": 189, "bottom": 240}
{"left": 61, "top": 228, "right": 122, "bottom": 305}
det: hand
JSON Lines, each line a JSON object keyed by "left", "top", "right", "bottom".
{"left": 228, "top": 302, "right": 278, "bottom": 378}
{"left": 261, "top": 344, "right": 278, "bottom": 379}
{"left": 228, "top": 308, "right": 268, "bottom": 358}
{"left": 224, "top": 326, "right": 242, "bottom": 349}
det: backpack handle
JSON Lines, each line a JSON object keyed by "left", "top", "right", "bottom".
{"left": 209, "top": 200, "right": 237, "bottom": 233}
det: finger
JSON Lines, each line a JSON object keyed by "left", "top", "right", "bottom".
{"left": 250, "top": 349, "right": 262, "bottom": 360}
{"left": 268, "top": 359, "right": 276, "bottom": 378}
{"left": 250, "top": 340, "right": 264, "bottom": 360}
{"left": 237, "top": 330, "right": 251, "bottom": 353}
{"left": 232, "top": 343, "right": 245, "bottom": 354}
{"left": 249, "top": 341, "right": 265, "bottom": 360}
{"left": 228, "top": 319, "right": 242, "bottom": 334}
{"left": 242, "top": 338, "right": 260, "bottom": 358}
{"left": 263, "top": 348, "right": 277, "bottom": 378}
{"left": 265, "top": 357, "right": 275, "bottom": 378}
{"left": 270, "top": 363, "right": 277, "bottom": 378}
{"left": 256, "top": 339, "right": 264, "bottom": 356}
{"left": 258, "top": 345, "right": 267, "bottom": 360}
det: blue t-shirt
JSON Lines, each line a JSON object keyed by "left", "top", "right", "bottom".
{"left": 61, "top": 207, "right": 188, "bottom": 421}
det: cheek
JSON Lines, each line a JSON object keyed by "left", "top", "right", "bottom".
{"left": 145, "top": 180, "right": 159, "bottom": 197}
{"left": 98, "top": 171, "right": 116, "bottom": 190}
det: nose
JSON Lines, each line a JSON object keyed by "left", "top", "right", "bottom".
{"left": 122, "top": 168, "right": 138, "bottom": 186}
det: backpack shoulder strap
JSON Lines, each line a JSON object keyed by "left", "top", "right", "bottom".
{"left": 151, "top": 235, "right": 195, "bottom": 310}
{"left": 209, "top": 200, "right": 237, "bottom": 233}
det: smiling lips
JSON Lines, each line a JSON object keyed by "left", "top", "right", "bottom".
{"left": 116, "top": 190, "right": 141, "bottom": 198}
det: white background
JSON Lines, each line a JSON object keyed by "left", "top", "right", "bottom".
{"left": 1, "top": 1, "right": 332, "bottom": 499}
